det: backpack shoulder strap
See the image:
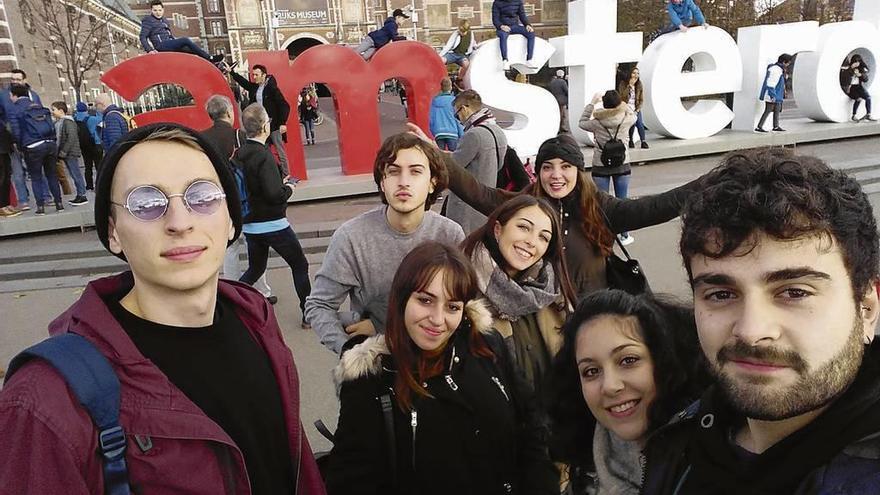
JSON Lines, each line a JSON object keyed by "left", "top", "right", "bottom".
{"left": 378, "top": 391, "right": 398, "bottom": 491}
{"left": 474, "top": 124, "right": 503, "bottom": 170}
{"left": 5, "top": 334, "right": 132, "bottom": 495}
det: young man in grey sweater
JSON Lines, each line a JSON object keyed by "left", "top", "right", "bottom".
{"left": 305, "top": 133, "right": 465, "bottom": 355}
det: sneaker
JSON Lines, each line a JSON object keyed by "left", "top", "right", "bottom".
{"left": 502, "top": 60, "right": 510, "bottom": 71}
{"left": 772, "top": 127, "right": 786, "bottom": 132}
{"left": 628, "top": 140, "right": 635, "bottom": 149}
{"left": 526, "top": 59, "right": 540, "bottom": 69}
{"left": 619, "top": 234, "right": 635, "bottom": 246}
{"left": 641, "top": 141, "right": 649, "bottom": 149}
{"left": 19, "top": 204, "right": 30, "bottom": 211}
{"left": 853, "top": 115, "right": 860, "bottom": 122}
{"left": 267, "top": 295, "right": 278, "bottom": 305}
{"left": 0, "top": 206, "right": 21, "bottom": 218}
{"left": 55, "top": 202, "right": 65, "bottom": 212}
{"left": 70, "top": 196, "right": 89, "bottom": 206}
{"left": 35, "top": 206, "right": 45, "bottom": 216}
{"left": 754, "top": 127, "right": 768, "bottom": 133}
{"left": 867, "top": 114, "right": 877, "bottom": 122}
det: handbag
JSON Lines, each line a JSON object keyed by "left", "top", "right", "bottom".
{"left": 602, "top": 211, "right": 650, "bottom": 295}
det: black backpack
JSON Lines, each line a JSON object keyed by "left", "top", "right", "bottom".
{"left": 597, "top": 123, "right": 626, "bottom": 168}
{"left": 475, "top": 124, "right": 533, "bottom": 192}
{"left": 76, "top": 118, "right": 94, "bottom": 152}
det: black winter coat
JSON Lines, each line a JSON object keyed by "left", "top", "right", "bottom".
{"left": 324, "top": 300, "right": 559, "bottom": 495}
{"left": 232, "top": 139, "right": 292, "bottom": 224}
{"left": 230, "top": 72, "right": 291, "bottom": 134}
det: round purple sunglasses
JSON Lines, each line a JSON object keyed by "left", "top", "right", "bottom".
{"left": 111, "top": 180, "right": 227, "bottom": 222}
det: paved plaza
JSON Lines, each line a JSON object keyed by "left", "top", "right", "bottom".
{"left": 2, "top": 135, "right": 880, "bottom": 451}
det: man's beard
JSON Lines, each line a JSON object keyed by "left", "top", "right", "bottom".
{"left": 711, "top": 318, "right": 865, "bottom": 421}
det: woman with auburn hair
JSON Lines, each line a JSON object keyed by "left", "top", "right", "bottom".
{"left": 408, "top": 125, "right": 699, "bottom": 298}
{"left": 461, "top": 195, "right": 576, "bottom": 393}
{"left": 324, "top": 241, "right": 558, "bottom": 495}
{"left": 546, "top": 289, "right": 708, "bottom": 494}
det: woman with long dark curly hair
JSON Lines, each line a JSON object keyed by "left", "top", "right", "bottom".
{"left": 546, "top": 289, "right": 709, "bottom": 494}
{"left": 324, "top": 241, "right": 558, "bottom": 495}
{"left": 408, "top": 124, "right": 698, "bottom": 299}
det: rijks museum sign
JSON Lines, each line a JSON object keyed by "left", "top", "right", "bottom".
{"left": 103, "top": 0, "right": 879, "bottom": 180}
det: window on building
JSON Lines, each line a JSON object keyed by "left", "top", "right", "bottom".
{"left": 21, "top": 3, "right": 36, "bottom": 34}
{"left": 208, "top": 0, "right": 220, "bottom": 13}
{"left": 173, "top": 13, "right": 189, "bottom": 30}
{"left": 211, "top": 21, "right": 223, "bottom": 37}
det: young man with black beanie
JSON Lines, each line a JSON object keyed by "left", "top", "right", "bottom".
{"left": 0, "top": 123, "right": 326, "bottom": 494}
{"left": 643, "top": 148, "right": 880, "bottom": 494}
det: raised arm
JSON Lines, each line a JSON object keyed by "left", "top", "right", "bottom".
{"left": 599, "top": 176, "right": 702, "bottom": 233}
{"left": 409, "top": 122, "right": 513, "bottom": 215}
{"left": 443, "top": 150, "right": 515, "bottom": 216}
{"left": 230, "top": 71, "right": 257, "bottom": 93}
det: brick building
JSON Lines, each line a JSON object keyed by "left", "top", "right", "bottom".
{"left": 222, "top": 0, "right": 568, "bottom": 63}
{"left": 1, "top": 0, "right": 141, "bottom": 106}
{"left": 127, "top": 0, "right": 232, "bottom": 58}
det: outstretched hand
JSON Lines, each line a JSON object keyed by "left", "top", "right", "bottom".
{"left": 406, "top": 122, "right": 440, "bottom": 149}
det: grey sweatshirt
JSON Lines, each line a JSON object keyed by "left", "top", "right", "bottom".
{"left": 447, "top": 116, "right": 506, "bottom": 234}
{"left": 305, "top": 206, "right": 465, "bottom": 354}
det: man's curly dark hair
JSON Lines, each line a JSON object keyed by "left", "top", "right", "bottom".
{"left": 680, "top": 148, "right": 879, "bottom": 302}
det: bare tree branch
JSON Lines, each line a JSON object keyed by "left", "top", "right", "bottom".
{"left": 21, "top": 0, "right": 119, "bottom": 101}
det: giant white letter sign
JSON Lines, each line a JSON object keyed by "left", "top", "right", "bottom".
{"left": 793, "top": 3, "right": 880, "bottom": 123}
{"left": 466, "top": 36, "right": 556, "bottom": 157}
{"left": 732, "top": 22, "right": 818, "bottom": 131}
{"left": 549, "top": 0, "right": 642, "bottom": 145}
{"left": 640, "top": 27, "right": 743, "bottom": 139}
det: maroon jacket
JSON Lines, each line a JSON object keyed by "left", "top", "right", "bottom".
{"left": 0, "top": 272, "right": 327, "bottom": 495}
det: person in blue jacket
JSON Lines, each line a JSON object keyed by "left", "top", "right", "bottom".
{"left": 8, "top": 85, "right": 62, "bottom": 215}
{"left": 140, "top": 0, "right": 224, "bottom": 66}
{"left": 95, "top": 94, "right": 129, "bottom": 154}
{"left": 755, "top": 53, "right": 792, "bottom": 133}
{"left": 492, "top": 0, "right": 536, "bottom": 71}
{"left": 354, "top": 8, "right": 409, "bottom": 61}
{"left": 0, "top": 69, "right": 42, "bottom": 210}
{"left": 429, "top": 78, "right": 464, "bottom": 151}
{"left": 662, "top": 0, "right": 708, "bottom": 34}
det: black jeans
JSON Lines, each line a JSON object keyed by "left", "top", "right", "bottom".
{"left": 240, "top": 227, "right": 311, "bottom": 313}
{"left": 82, "top": 145, "right": 102, "bottom": 190}
{"left": 757, "top": 101, "right": 782, "bottom": 129}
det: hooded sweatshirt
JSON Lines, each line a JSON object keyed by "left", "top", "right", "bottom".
{"left": 0, "top": 272, "right": 327, "bottom": 495}
{"left": 429, "top": 92, "right": 463, "bottom": 140}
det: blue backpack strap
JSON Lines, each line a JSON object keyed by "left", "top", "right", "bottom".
{"left": 5, "top": 333, "right": 132, "bottom": 495}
